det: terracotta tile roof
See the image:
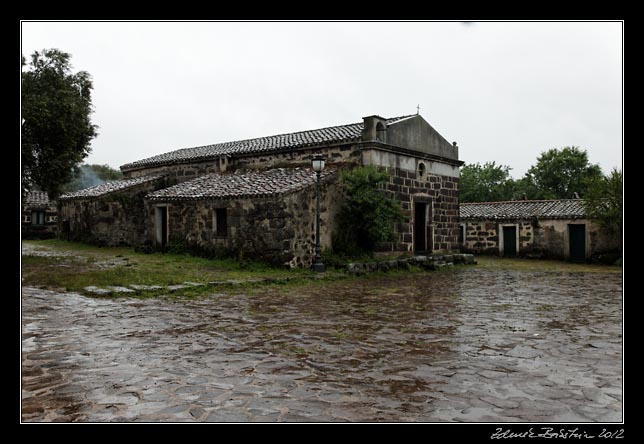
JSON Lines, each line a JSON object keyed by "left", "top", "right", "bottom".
{"left": 58, "top": 174, "right": 164, "bottom": 200}
{"left": 147, "top": 167, "right": 337, "bottom": 201}
{"left": 121, "top": 115, "right": 413, "bottom": 171}
{"left": 460, "top": 199, "right": 587, "bottom": 220}
{"left": 23, "top": 191, "right": 52, "bottom": 206}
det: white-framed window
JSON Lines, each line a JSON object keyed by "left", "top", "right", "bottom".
{"left": 31, "top": 211, "right": 45, "bottom": 226}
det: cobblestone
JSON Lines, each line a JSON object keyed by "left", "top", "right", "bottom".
{"left": 21, "top": 267, "right": 622, "bottom": 422}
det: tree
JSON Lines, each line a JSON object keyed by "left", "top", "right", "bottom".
{"left": 583, "top": 169, "right": 622, "bottom": 239}
{"left": 22, "top": 49, "right": 98, "bottom": 198}
{"left": 61, "top": 164, "right": 123, "bottom": 193}
{"left": 332, "top": 166, "right": 404, "bottom": 255}
{"left": 507, "top": 176, "right": 543, "bottom": 201}
{"left": 524, "top": 147, "right": 602, "bottom": 199}
{"left": 459, "top": 162, "right": 516, "bottom": 202}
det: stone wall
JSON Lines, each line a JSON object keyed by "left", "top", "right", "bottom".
{"left": 362, "top": 149, "right": 461, "bottom": 253}
{"left": 462, "top": 220, "right": 535, "bottom": 255}
{"left": 122, "top": 161, "right": 222, "bottom": 182}
{"left": 387, "top": 170, "right": 460, "bottom": 253}
{"left": 123, "top": 144, "right": 361, "bottom": 180}
{"left": 58, "top": 178, "right": 166, "bottom": 246}
{"left": 234, "top": 144, "right": 361, "bottom": 170}
{"left": 462, "top": 218, "right": 621, "bottom": 260}
{"left": 144, "top": 178, "right": 341, "bottom": 268}
{"left": 463, "top": 221, "right": 499, "bottom": 254}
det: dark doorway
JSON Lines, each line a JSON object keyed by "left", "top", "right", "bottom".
{"left": 569, "top": 224, "right": 586, "bottom": 262}
{"left": 414, "top": 202, "right": 427, "bottom": 253}
{"left": 215, "top": 208, "right": 227, "bottom": 237}
{"left": 156, "top": 206, "right": 168, "bottom": 246}
{"left": 161, "top": 208, "right": 168, "bottom": 246}
{"left": 503, "top": 226, "right": 517, "bottom": 257}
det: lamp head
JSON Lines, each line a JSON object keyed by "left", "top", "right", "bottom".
{"left": 311, "top": 154, "right": 325, "bottom": 173}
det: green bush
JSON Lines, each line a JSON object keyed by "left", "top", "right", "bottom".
{"left": 332, "top": 165, "right": 404, "bottom": 256}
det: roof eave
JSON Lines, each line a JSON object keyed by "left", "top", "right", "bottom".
{"left": 358, "top": 142, "right": 464, "bottom": 166}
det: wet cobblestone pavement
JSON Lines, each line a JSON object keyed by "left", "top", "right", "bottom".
{"left": 21, "top": 268, "right": 622, "bottom": 422}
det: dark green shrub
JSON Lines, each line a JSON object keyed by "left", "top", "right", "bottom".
{"left": 332, "top": 165, "right": 404, "bottom": 256}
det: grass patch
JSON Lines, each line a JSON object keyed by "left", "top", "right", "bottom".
{"left": 21, "top": 239, "right": 317, "bottom": 295}
{"left": 23, "top": 240, "right": 620, "bottom": 298}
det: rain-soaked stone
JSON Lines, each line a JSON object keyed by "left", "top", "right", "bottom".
{"left": 83, "top": 286, "right": 112, "bottom": 295}
{"left": 107, "top": 286, "right": 135, "bottom": 294}
{"left": 129, "top": 285, "right": 164, "bottom": 291}
{"left": 21, "top": 266, "right": 622, "bottom": 422}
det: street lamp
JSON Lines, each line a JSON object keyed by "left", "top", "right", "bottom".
{"left": 311, "top": 154, "right": 326, "bottom": 273}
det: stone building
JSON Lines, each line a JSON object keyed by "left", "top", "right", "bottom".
{"left": 22, "top": 191, "right": 57, "bottom": 239}
{"left": 59, "top": 113, "right": 463, "bottom": 267}
{"left": 56, "top": 175, "right": 165, "bottom": 246}
{"left": 459, "top": 199, "right": 620, "bottom": 261}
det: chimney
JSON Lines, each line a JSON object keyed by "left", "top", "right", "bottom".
{"left": 361, "top": 115, "right": 387, "bottom": 142}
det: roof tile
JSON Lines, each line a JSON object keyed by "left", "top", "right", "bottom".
{"left": 460, "top": 200, "right": 586, "bottom": 220}
{"left": 147, "top": 167, "right": 337, "bottom": 201}
{"left": 121, "top": 115, "right": 412, "bottom": 171}
{"left": 59, "top": 174, "right": 164, "bottom": 200}
{"left": 23, "top": 191, "right": 53, "bottom": 206}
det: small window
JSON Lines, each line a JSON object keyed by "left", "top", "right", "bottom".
{"left": 31, "top": 211, "right": 45, "bottom": 226}
{"left": 418, "top": 162, "right": 426, "bottom": 179}
{"left": 215, "top": 208, "right": 227, "bottom": 237}
{"left": 376, "top": 122, "right": 386, "bottom": 142}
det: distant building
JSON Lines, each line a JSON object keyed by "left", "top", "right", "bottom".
{"left": 58, "top": 113, "right": 464, "bottom": 266}
{"left": 22, "top": 191, "right": 57, "bottom": 239}
{"left": 459, "top": 199, "right": 620, "bottom": 262}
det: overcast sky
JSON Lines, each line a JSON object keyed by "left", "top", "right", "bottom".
{"left": 21, "top": 21, "right": 622, "bottom": 178}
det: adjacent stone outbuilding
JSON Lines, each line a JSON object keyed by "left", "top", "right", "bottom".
{"left": 145, "top": 167, "right": 339, "bottom": 267}
{"left": 459, "top": 199, "right": 620, "bottom": 261}
{"left": 22, "top": 191, "right": 57, "bottom": 239}
{"left": 58, "top": 175, "right": 166, "bottom": 246}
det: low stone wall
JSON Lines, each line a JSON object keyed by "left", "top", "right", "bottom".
{"left": 346, "top": 253, "right": 476, "bottom": 275}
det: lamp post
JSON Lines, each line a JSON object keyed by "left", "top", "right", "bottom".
{"left": 311, "top": 154, "right": 326, "bottom": 273}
